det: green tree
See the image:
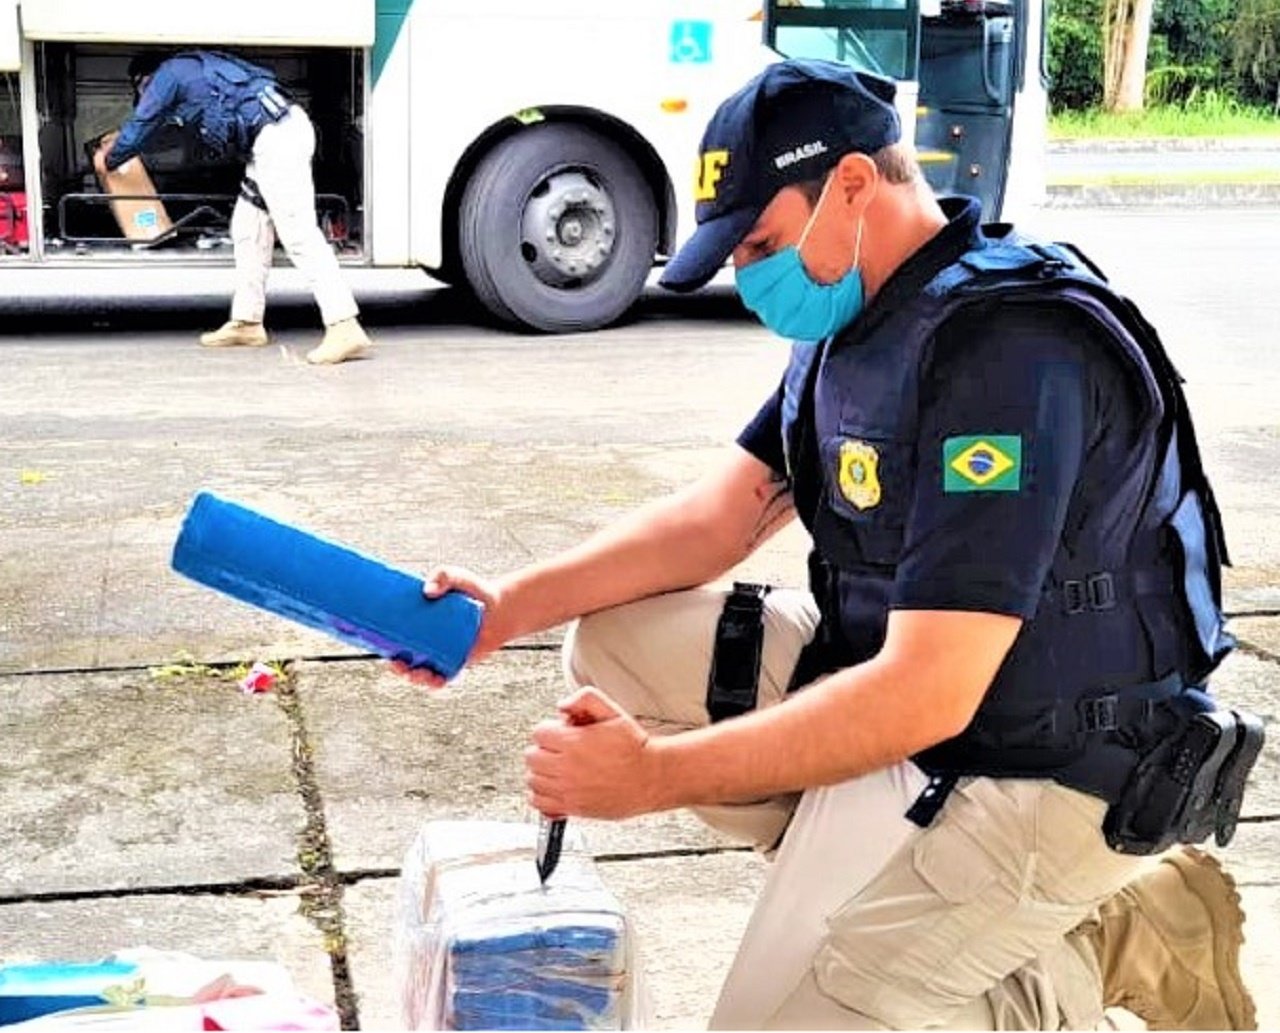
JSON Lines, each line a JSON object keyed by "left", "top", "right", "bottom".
{"left": 1147, "top": 0, "right": 1233, "bottom": 102}
{"left": 1232, "top": 0, "right": 1280, "bottom": 109}
{"left": 1048, "top": 0, "right": 1105, "bottom": 108}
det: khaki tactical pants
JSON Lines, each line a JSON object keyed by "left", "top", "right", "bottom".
{"left": 564, "top": 586, "right": 1149, "bottom": 1030}
{"left": 230, "top": 106, "right": 359, "bottom": 328}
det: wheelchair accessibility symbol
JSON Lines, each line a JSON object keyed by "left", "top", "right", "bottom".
{"left": 670, "top": 20, "right": 712, "bottom": 63}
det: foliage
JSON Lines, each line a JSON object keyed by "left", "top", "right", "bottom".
{"left": 1050, "top": 90, "right": 1280, "bottom": 135}
{"left": 1050, "top": 0, "right": 1280, "bottom": 114}
{"left": 1153, "top": 0, "right": 1235, "bottom": 69}
{"left": 1231, "top": 0, "right": 1280, "bottom": 109}
{"left": 1048, "top": 0, "right": 1105, "bottom": 109}
{"left": 1145, "top": 62, "right": 1226, "bottom": 104}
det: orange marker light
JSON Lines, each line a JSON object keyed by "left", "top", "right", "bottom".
{"left": 660, "top": 98, "right": 689, "bottom": 113}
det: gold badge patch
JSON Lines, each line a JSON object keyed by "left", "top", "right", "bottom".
{"left": 837, "top": 439, "right": 881, "bottom": 511}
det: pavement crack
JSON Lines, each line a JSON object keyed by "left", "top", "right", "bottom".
{"left": 1234, "top": 640, "right": 1280, "bottom": 666}
{"left": 90, "top": 521, "right": 116, "bottom": 669}
{"left": 0, "top": 875, "right": 305, "bottom": 907}
{"left": 276, "top": 671, "right": 360, "bottom": 1031}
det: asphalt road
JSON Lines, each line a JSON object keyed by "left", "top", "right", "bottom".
{"left": 1048, "top": 141, "right": 1280, "bottom": 181}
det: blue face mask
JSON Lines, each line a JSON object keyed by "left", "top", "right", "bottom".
{"left": 735, "top": 178, "right": 866, "bottom": 341}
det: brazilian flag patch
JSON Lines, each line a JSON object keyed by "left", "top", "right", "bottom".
{"left": 943, "top": 435, "right": 1022, "bottom": 492}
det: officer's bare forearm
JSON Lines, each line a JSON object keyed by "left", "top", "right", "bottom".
{"left": 646, "top": 609, "right": 1022, "bottom": 809}
{"left": 498, "top": 448, "right": 793, "bottom": 638}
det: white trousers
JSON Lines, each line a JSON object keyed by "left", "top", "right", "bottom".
{"left": 229, "top": 107, "right": 358, "bottom": 328}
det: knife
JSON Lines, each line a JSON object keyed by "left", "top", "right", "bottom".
{"left": 536, "top": 814, "right": 567, "bottom": 886}
{"left": 535, "top": 701, "right": 600, "bottom": 885}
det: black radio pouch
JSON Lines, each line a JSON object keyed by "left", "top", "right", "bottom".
{"left": 1105, "top": 692, "right": 1265, "bottom": 855}
{"left": 706, "top": 582, "right": 771, "bottom": 724}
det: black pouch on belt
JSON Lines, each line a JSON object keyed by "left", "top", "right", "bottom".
{"left": 1104, "top": 689, "right": 1265, "bottom": 855}
{"left": 706, "top": 582, "right": 771, "bottom": 723}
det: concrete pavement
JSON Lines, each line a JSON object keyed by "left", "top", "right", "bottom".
{"left": 3, "top": 205, "right": 1280, "bottom": 1028}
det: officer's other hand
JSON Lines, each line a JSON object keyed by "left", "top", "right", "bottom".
{"left": 390, "top": 564, "right": 512, "bottom": 690}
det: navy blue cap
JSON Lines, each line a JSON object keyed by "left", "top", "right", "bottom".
{"left": 660, "top": 59, "right": 900, "bottom": 293}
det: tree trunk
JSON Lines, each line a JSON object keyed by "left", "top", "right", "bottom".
{"left": 1115, "top": 0, "right": 1155, "bottom": 110}
{"left": 1102, "top": 0, "right": 1129, "bottom": 109}
{"left": 1102, "top": 0, "right": 1155, "bottom": 111}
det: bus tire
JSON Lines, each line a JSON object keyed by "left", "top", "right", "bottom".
{"left": 458, "top": 123, "right": 658, "bottom": 334}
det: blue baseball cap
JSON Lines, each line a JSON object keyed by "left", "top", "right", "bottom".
{"left": 660, "top": 59, "right": 900, "bottom": 293}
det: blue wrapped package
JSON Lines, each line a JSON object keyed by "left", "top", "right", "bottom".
{"left": 395, "top": 821, "right": 640, "bottom": 1030}
{"left": 171, "top": 492, "right": 483, "bottom": 678}
{"left": 0, "top": 960, "right": 139, "bottom": 1025}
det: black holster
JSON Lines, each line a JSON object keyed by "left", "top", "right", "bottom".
{"left": 706, "top": 582, "right": 771, "bottom": 723}
{"left": 1104, "top": 689, "right": 1264, "bottom": 855}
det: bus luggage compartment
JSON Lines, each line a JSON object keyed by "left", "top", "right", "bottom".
{"left": 34, "top": 42, "right": 365, "bottom": 257}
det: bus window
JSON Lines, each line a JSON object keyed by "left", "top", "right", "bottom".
{"left": 765, "top": 0, "right": 920, "bottom": 82}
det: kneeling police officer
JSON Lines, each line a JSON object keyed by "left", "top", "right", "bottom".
{"left": 396, "top": 59, "right": 1262, "bottom": 1029}
{"left": 99, "top": 50, "right": 372, "bottom": 365}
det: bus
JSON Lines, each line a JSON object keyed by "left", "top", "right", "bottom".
{"left": 0, "top": 0, "right": 1047, "bottom": 333}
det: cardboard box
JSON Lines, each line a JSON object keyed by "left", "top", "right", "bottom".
{"left": 93, "top": 131, "right": 174, "bottom": 241}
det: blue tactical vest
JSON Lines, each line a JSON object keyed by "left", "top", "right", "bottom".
{"left": 176, "top": 51, "right": 291, "bottom": 159}
{"left": 781, "top": 224, "right": 1235, "bottom": 804}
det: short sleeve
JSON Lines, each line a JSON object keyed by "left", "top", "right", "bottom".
{"left": 892, "top": 304, "right": 1103, "bottom": 618}
{"left": 737, "top": 386, "right": 786, "bottom": 475}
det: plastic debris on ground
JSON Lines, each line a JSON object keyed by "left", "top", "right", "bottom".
{"left": 395, "top": 820, "right": 645, "bottom": 1030}
{"left": 0, "top": 947, "right": 338, "bottom": 1030}
{"left": 239, "top": 661, "right": 279, "bottom": 695}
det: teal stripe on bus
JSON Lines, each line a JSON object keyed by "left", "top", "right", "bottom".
{"left": 373, "top": 0, "right": 413, "bottom": 85}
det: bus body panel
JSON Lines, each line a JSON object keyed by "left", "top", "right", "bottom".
{"left": 20, "top": 0, "right": 373, "bottom": 47}
{"left": 394, "top": 1, "right": 772, "bottom": 272}
{"left": 0, "top": 0, "right": 1047, "bottom": 331}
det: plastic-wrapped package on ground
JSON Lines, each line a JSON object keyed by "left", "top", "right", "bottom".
{"left": 396, "top": 820, "right": 641, "bottom": 1030}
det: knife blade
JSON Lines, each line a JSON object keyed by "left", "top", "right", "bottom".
{"left": 536, "top": 814, "right": 567, "bottom": 886}
{"left": 535, "top": 700, "right": 602, "bottom": 886}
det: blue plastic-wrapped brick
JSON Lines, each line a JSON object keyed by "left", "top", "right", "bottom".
{"left": 395, "top": 821, "right": 640, "bottom": 1030}
{"left": 171, "top": 492, "right": 483, "bottom": 678}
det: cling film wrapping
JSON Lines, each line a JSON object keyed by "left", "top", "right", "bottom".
{"left": 394, "top": 820, "right": 643, "bottom": 1030}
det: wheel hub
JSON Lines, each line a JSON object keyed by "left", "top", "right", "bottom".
{"left": 521, "top": 170, "right": 616, "bottom": 288}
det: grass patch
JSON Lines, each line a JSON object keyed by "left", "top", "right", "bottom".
{"left": 148, "top": 652, "right": 287, "bottom": 684}
{"left": 1051, "top": 98, "right": 1280, "bottom": 139}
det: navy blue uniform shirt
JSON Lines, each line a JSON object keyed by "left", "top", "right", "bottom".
{"left": 105, "top": 52, "right": 280, "bottom": 171}
{"left": 106, "top": 55, "right": 209, "bottom": 170}
{"left": 739, "top": 199, "right": 1145, "bottom": 619}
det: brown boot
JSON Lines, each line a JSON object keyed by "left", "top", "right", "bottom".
{"left": 1087, "top": 846, "right": 1256, "bottom": 1030}
{"left": 306, "top": 317, "right": 371, "bottom": 365}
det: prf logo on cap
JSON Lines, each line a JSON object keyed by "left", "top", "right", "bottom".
{"left": 694, "top": 149, "right": 729, "bottom": 201}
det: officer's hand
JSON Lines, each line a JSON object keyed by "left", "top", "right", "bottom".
{"left": 525, "top": 687, "right": 661, "bottom": 820}
{"left": 93, "top": 132, "right": 119, "bottom": 179}
{"left": 390, "top": 564, "right": 513, "bottom": 690}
